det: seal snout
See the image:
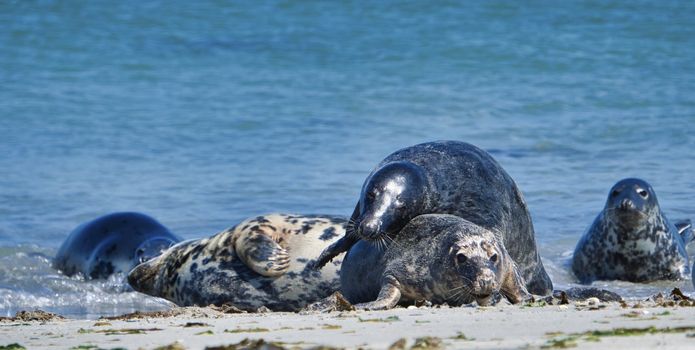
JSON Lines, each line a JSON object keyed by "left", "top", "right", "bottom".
{"left": 472, "top": 269, "right": 497, "bottom": 297}
{"left": 357, "top": 219, "right": 383, "bottom": 240}
{"left": 127, "top": 260, "right": 159, "bottom": 295}
{"left": 618, "top": 198, "right": 636, "bottom": 211}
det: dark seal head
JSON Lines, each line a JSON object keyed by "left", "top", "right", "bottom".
{"left": 572, "top": 178, "right": 692, "bottom": 283}
{"left": 53, "top": 212, "right": 181, "bottom": 279}
{"left": 355, "top": 161, "right": 428, "bottom": 241}
{"left": 604, "top": 178, "right": 657, "bottom": 228}
{"left": 340, "top": 214, "right": 529, "bottom": 310}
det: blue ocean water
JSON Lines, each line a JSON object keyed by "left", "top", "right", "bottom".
{"left": 1, "top": 0, "right": 694, "bottom": 317}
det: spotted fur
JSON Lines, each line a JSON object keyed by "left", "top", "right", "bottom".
{"left": 572, "top": 178, "right": 691, "bottom": 283}
{"left": 128, "top": 214, "right": 347, "bottom": 312}
{"left": 340, "top": 214, "right": 529, "bottom": 310}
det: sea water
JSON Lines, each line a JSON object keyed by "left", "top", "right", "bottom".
{"left": 1, "top": 0, "right": 694, "bottom": 317}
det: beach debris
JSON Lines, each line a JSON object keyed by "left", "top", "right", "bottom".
{"left": 100, "top": 307, "right": 230, "bottom": 320}
{"left": 182, "top": 322, "right": 210, "bottom": 327}
{"left": 388, "top": 338, "right": 407, "bottom": 350}
{"left": 154, "top": 342, "right": 186, "bottom": 350}
{"left": 204, "top": 338, "right": 288, "bottom": 350}
{"left": 450, "top": 332, "right": 473, "bottom": 340}
{"left": 410, "top": 337, "right": 443, "bottom": 350}
{"left": 196, "top": 330, "right": 214, "bottom": 335}
{"left": 0, "top": 310, "right": 64, "bottom": 322}
{"left": 92, "top": 321, "right": 111, "bottom": 327}
{"left": 224, "top": 327, "right": 270, "bottom": 333}
{"left": 648, "top": 288, "right": 695, "bottom": 307}
{"left": 210, "top": 303, "right": 247, "bottom": 314}
{"left": 321, "top": 324, "right": 342, "bottom": 330}
{"left": 543, "top": 325, "right": 695, "bottom": 348}
{"left": 0, "top": 344, "right": 26, "bottom": 350}
{"left": 301, "top": 292, "right": 355, "bottom": 313}
{"left": 358, "top": 315, "right": 400, "bottom": 323}
{"left": 77, "top": 327, "right": 162, "bottom": 335}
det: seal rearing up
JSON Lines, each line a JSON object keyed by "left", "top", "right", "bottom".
{"left": 315, "top": 141, "right": 552, "bottom": 295}
{"left": 572, "top": 178, "right": 693, "bottom": 283}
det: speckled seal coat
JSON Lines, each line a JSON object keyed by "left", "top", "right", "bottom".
{"left": 128, "top": 214, "right": 347, "bottom": 311}
{"left": 339, "top": 214, "right": 530, "bottom": 310}
{"left": 315, "top": 140, "right": 553, "bottom": 295}
{"left": 572, "top": 178, "right": 693, "bottom": 283}
{"left": 53, "top": 212, "right": 181, "bottom": 279}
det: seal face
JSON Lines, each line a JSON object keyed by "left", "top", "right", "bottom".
{"left": 315, "top": 140, "right": 553, "bottom": 295}
{"left": 53, "top": 212, "right": 181, "bottom": 279}
{"left": 127, "top": 214, "right": 347, "bottom": 312}
{"left": 339, "top": 214, "right": 530, "bottom": 310}
{"left": 572, "top": 178, "right": 693, "bottom": 283}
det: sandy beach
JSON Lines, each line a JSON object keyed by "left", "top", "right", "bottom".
{"left": 2, "top": 297, "right": 694, "bottom": 350}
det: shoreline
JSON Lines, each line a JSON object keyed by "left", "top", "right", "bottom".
{"left": 2, "top": 298, "right": 694, "bottom": 350}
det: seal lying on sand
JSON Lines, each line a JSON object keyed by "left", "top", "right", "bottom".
{"left": 53, "top": 212, "right": 181, "bottom": 279}
{"left": 128, "top": 214, "right": 347, "bottom": 312}
{"left": 339, "top": 214, "right": 530, "bottom": 309}
{"left": 315, "top": 140, "right": 552, "bottom": 295}
{"left": 573, "top": 178, "right": 693, "bottom": 283}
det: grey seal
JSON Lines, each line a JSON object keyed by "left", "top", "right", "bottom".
{"left": 315, "top": 140, "right": 552, "bottom": 295}
{"left": 53, "top": 212, "right": 181, "bottom": 279}
{"left": 128, "top": 213, "right": 347, "bottom": 312}
{"left": 572, "top": 178, "right": 693, "bottom": 283}
{"left": 339, "top": 214, "right": 530, "bottom": 309}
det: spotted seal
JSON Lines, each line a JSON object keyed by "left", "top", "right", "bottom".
{"left": 53, "top": 212, "right": 181, "bottom": 279}
{"left": 314, "top": 140, "right": 553, "bottom": 295}
{"left": 338, "top": 214, "right": 530, "bottom": 309}
{"left": 572, "top": 178, "right": 693, "bottom": 283}
{"left": 127, "top": 213, "right": 347, "bottom": 311}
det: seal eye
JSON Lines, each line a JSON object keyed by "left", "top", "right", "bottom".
{"left": 490, "top": 253, "right": 498, "bottom": 263}
{"left": 611, "top": 190, "right": 620, "bottom": 197}
{"left": 637, "top": 189, "right": 648, "bottom": 198}
{"left": 456, "top": 253, "right": 468, "bottom": 265}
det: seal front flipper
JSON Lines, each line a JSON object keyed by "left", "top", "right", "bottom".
{"left": 354, "top": 276, "right": 402, "bottom": 310}
{"left": 313, "top": 235, "right": 357, "bottom": 270}
{"left": 500, "top": 262, "right": 531, "bottom": 304}
{"left": 235, "top": 232, "right": 290, "bottom": 277}
{"left": 674, "top": 219, "right": 694, "bottom": 243}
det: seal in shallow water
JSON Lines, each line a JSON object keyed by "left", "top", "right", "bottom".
{"left": 314, "top": 140, "right": 553, "bottom": 295}
{"left": 339, "top": 214, "right": 530, "bottom": 309}
{"left": 572, "top": 178, "right": 693, "bottom": 283}
{"left": 53, "top": 212, "right": 181, "bottom": 279}
{"left": 127, "top": 213, "right": 347, "bottom": 311}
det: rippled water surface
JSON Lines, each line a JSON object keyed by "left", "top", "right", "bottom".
{"left": 1, "top": 1, "right": 695, "bottom": 317}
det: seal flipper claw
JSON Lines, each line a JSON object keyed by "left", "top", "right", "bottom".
{"left": 354, "top": 276, "right": 401, "bottom": 310}
{"left": 313, "top": 235, "right": 357, "bottom": 270}
{"left": 674, "top": 219, "right": 693, "bottom": 243}
{"left": 236, "top": 233, "right": 290, "bottom": 277}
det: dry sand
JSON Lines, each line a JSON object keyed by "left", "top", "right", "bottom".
{"left": 1, "top": 298, "right": 694, "bottom": 350}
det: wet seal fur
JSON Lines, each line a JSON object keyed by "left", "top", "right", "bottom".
{"left": 573, "top": 178, "right": 693, "bottom": 283}
{"left": 128, "top": 213, "right": 347, "bottom": 312}
{"left": 339, "top": 214, "right": 530, "bottom": 309}
{"left": 315, "top": 140, "right": 552, "bottom": 295}
{"left": 53, "top": 212, "right": 181, "bottom": 279}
